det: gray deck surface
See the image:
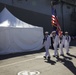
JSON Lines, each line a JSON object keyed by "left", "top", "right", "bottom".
{"left": 0, "top": 40, "right": 76, "bottom": 75}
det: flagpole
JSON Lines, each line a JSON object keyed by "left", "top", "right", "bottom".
{"left": 51, "top": 0, "right": 54, "bottom": 31}
{"left": 61, "top": 1, "right": 64, "bottom": 34}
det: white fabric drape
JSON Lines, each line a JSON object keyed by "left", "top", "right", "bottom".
{"left": 0, "top": 8, "right": 44, "bottom": 54}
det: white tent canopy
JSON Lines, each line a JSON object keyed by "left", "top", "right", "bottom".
{"left": 0, "top": 8, "right": 44, "bottom": 55}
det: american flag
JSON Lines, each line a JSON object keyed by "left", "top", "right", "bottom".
{"left": 51, "top": 7, "right": 61, "bottom": 35}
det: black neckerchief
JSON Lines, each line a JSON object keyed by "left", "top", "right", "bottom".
{"left": 66, "top": 35, "right": 69, "bottom": 41}
{"left": 60, "top": 35, "right": 63, "bottom": 43}
{"left": 44, "top": 35, "right": 48, "bottom": 41}
{"left": 60, "top": 35, "right": 63, "bottom": 40}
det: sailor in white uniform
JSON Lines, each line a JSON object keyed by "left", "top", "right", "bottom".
{"left": 43, "top": 31, "right": 51, "bottom": 60}
{"left": 59, "top": 31, "right": 65, "bottom": 56}
{"left": 52, "top": 31, "right": 59, "bottom": 57}
{"left": 64, "top": 32, "right": 71, "bottom": 54}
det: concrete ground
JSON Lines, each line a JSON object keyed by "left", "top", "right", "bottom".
{"left": 0, "top": 40, "right": 76, "bottom": 75}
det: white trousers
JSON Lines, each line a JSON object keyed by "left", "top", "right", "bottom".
{"left": 45, "top": 46, "right": 50, "bottom": 57}
{"left": 59, "top": 44, "right": 64, "bottom": 55}
{"left": 53, "top": 44, "right": 59, "bottom": 56}
{"left": 65, "top": 42, "right": 69, "bottom": 53}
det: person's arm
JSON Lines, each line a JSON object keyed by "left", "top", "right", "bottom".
{"left": 43, "top": 37, "right": 45, "bottom": 44}
{"left": 69, "top": 36, "right": 71, "bottom": 43}
{"left": 49, "top": 36, "right": 51, "bottom": 46}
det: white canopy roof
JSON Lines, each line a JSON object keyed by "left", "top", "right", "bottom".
{"left": 0, "top": 8, "right": 44, "bottom": 54}
{"left": 0, "top": 7, "right": 39, "bottom": 28}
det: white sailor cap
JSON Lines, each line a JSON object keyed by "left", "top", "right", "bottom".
{"left": 52, "top": 31, "right": 56, "bottom": 34}
{"left": 45, "top": 31, "right": 49, "bottom": 34}
{"left": 65, "top": 31, "right": 68, "bottom": 34}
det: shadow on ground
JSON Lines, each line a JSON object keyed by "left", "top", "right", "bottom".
{"left": 56, "top": 56, "right": 76, "bottom": 75}
{"left": 45, "top": 59, "right": 56, "bottom": 65}
{"left": 0, "top": 48, "right": 45, "bottom": 60}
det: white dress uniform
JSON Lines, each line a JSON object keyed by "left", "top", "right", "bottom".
{"left": 53, "top": 35, "right": 59, "bottom": 56}
{"left": 44, "top": 35, "right": 51, "bottom": 58}
{"left": 64, "top": 35, "right": 71, "bottom": 53}
{"left": 59, "top": 35, "right": 65, "bottom": 55}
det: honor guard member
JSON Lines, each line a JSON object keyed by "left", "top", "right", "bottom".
{"left": 59, "top": 31, "right": 65, "bottom": 56}
{"left": 52, "top": 31, "right": 59, "bottom": 57}
{"left": 64, "top": 32, "right": 71, "bottom": 54}
{"left": 43, "top": 31, "right": 51, "bottom": 60}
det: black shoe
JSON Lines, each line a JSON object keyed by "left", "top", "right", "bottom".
{"left": 47, "top": 56, "right": 50, "bottom": 61}
{"left": 43, "top": 56, "right": 46, "bottom": 59}
{"left": 48, "top": 56, "right": 50, "bottom": 59}
{"left": 56, "top": 55, "right": 59, "bottom": 58}
{"left": 66, "top": 53, "right": 69, "bottom": 55}
{"left": 53, "top": 55, "right": 56, "bottom": 57}
{"left": 60, "top": 54, "right": 64, "bottom": 56}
